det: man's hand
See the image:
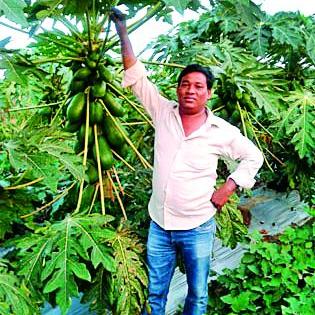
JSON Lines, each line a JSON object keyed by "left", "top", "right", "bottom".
{"left": 110, "top": 7, "right": 127, "bottom": 38}
{"left": 211, "top": 179, "right": 237, "bottom": 212}
{"left": 109, "top": 7, "right": 136, "bottom": 70}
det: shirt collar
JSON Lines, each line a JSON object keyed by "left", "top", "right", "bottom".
{"left": 172, "top": 104, "right": 220, "bottom": 128}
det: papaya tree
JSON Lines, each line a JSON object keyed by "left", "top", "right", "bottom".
{"left": 0, "top": 0, "right": 204, "bottom": 314}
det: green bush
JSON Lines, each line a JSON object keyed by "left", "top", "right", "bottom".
{"left": 208, "top": 214, "right": 315, "bottom": 314}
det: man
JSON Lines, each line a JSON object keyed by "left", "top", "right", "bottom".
{"left": 111, "top": 8, "right": 264, "bottom": 315}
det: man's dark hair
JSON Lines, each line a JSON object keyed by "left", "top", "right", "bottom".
{"left": 177, "top": 64, "right": 215, "bottom": 89}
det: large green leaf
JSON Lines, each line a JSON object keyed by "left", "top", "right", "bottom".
{"left": 277, "top": 88, "right": 315, "bottom": 161}
{"left": 88, "top": 227, "right": 149, "bottom": 315}
{"left": 306, "top": 32, "right": 315, "bottom": 64}
{"left": 163, "top": 0, "right": 191, "bottom": 14}
{"left": 0, "top": 0, "right": 28, "bottom": 27}
{"left": 0, "top": 259, "right": 39, "bottom": 314}
{"left": 240, "top": 23, "right": 271, "bottom": 56}
{"left": 0, "top": 55, "right": 29, "bottom": 86}
{"left": 15, "top": 214, "right": 116, "bottom": 315}
{"left": 271, "top": 14, "right": 303, "bottom": 49}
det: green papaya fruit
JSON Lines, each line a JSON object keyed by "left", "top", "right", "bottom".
{"left": 89, "top": 52, "right": 100, "bottom": 62}
{"left": 116, "top": 142, "right": 129, "bottom": 158}
{"left": 90, "top": 101, "right": 104, "bottom": 124}
{"left": 80, "top": 184, "right": 96, "bottom": 212}
{"left": 78, "top": 123, "right": 93, "bottom": 146}
{"left": 86, "top": 163, "right": 99, "bottom": 184}
{"left": 103, "top": 92, "right": 125, "bottom": 117}
{"left": 244, "top": 121, "right": 254, "bottom": 139}
{"left": 219, "top": 108, "right": 229, "bottom": 120}
{"left": 91, "top": 81, "right": 106, "bottom": 98}
{"left": 93, "top": 136, "right": 114, "bottom": 170}
{"left": 86, "top": 59, "right": 97, "bottom": 69}
{"left": 235, "top": 90, "right": 242, "bottom": 100}
{"left": 69, "top": 80, "right": 86, "bottom": 94}
{"left": 230, "top": 110, "right": 241, "bottom": 125}
{"left": 103, "top": 115, "right": 125, "bottom": 147}
{"left": 98, "top": 64, "right": 113, "bottom": 82}
{"left": 73, "top": 67, "right": 92, "bottom": 80}
{"left": 208, "top": 97, "right": 222, "bottom": 110}
{"left": 108, "top": 80, "right": 124, "bottom": 96}
{"left": 64, "top": 120, "right": 81, "bottom": 132}
{"left": 105, "top": 55, "right": 116, "bottom": 66}
{"left": 66, "top": 92, "right": 86, "bottom": 123}
{"left": 38, "top": 107, "right": 52, "bottom": 116}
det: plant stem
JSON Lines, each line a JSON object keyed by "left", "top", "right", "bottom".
{"left": 75, "top": 89, "right": 91, "bottom": 213}
{"left": 107, "top": 82, "right": 153, "bottom": 128}
{"left": 32, "top": 57, "right": 83, "bottom": 64}
{"left": 0, "top": 21, "right": 29, "bottom": 34}
{"left": 106, "top": 170, "right": 127, "bottom": 221}
{"left": 20, "top": 181, "right": 77, "bottom": 219}
{"left": 85, "top": 10, "right": 93, "bottom": 52}
{"left": 88, "top": 183, "right": 100, "bottom": 214}
{"left": 244, "top": 111, "right": 274, "bottom": 172}
{"left": 111, "top": 149, "right": 135, "bottom": 171}
{"left": 50, "top": 92, "right": 71, "bottom": 126}
{"left": 7, "top": 101, "right": 62, "bottom": 112}
{"left": 100, "top": 99, "right": 152, "bottom": 169}
{"left": 58, "top": 16, "right": 84, "bottom": 41}
{"left": 35, "top": 33, "right": 80, "bottom": 54}
{"left": 112, "top": 166, "right": 124, "bottom": 195}
{"left": 93, "top": 124, "right": 106, "bottom": 215}
{"left": 237, "top": 101, "right": 247, "bottom": 137}
{"left": 5, "top": 177, "right": 44, "bottom": 190}
{"left": 141, "top": 59, "right": 185, "bottom": 69}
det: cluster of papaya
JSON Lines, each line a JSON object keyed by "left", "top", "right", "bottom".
{"left": 64, "top": 52, "right": 129, "bottom": 184}
{"left": 209, "top": 86, "right": 257, "bottom": 139}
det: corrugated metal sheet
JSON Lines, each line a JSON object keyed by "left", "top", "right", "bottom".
{"left": 38, "top": 188, "right": 309, "bottom": 315}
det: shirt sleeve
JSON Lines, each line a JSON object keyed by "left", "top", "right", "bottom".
{"left": 122, "top": 59, "right": 174, "bottom": 124}
{"left": 222, "top": 128, "right": 264, "bottom": 189}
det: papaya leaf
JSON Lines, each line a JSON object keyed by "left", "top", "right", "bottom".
{"left": 239, "top": 23, "right": 271, "bottom": 56}
{"left": 0, "top": 0, "right": 28, "bottom": 27}
{"left": 0, "top": 55, "right": 29, "bottom": 86}
{"left": 87, "top": 226, "right": 148, "bottom": 315}
{"left": 215, "top": 192, "right": 247, "bottom": 249}
{"left": 39, "top": 142, "right": 84, "bottom": 181}
{"left": 14, "top": 214, "right": 116, "bottom": 315}
{"left": 0, "top": 189, "right": 41, "bottom": 240}
{"left": 271, "top": 16, "right": 303, "bottom": 49}
{"left": 0, "top": 259, "right": 39, "bottom": 314}
{"left": 162, "top": 0, "right": 191, "bottom": 14}
{"left": 277, "top": 88, "right": 315, "bottom": 161}
{"left": 306, "top": 32, "right": 315, "bottom": 64}
{"left": 245, "top": 84, "right": 279, "bottom": 116}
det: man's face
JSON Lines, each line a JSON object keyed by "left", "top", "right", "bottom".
{"left": 177, "top": 72, "right": 211, "bottom": 115}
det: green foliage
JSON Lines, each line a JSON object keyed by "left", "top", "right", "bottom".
{"left": 105, "top": 226, "right": 148, "bottom": 315}
{"left": 13, "top": 214, "right": 116, "bottom": 315}
{"left": 0, "top": 258, "right": 39, "bottom": 315}
{"left": 82, "top": 225, "right": 148, "bottom": 315}
{"left": 0, "top": 0, "right": 28, "bottom": 27}
{"left": 215, "top": 192, "right": 247, "bottom": 249}
{"left": 275, "top": 87, "right": 315, "bottom": 162}
{"left": 208, "top": 218, "right": 315, "bottom": 314}
{"left": 2, "top": 116, "right": 83, "bottom": 192}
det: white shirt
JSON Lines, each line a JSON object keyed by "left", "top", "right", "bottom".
{"left": 122, "top": 60, "right": 264, "bottom": 230}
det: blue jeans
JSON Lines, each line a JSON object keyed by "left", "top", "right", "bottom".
{"left": 144, "top": 217, "right": 216, "bottom": 315}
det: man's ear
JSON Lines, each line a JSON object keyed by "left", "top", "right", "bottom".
{"left": 207, "top": 89, "right": 212, "bottom": 99}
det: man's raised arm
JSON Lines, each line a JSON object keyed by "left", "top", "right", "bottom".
{"left": 110, "top": 8, "right": 137, "bottom": 70}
